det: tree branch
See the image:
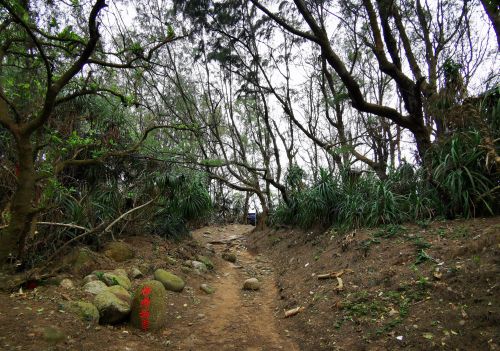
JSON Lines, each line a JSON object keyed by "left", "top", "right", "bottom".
{"left": 23, "top": 0, "right": 107, "bottom": 136}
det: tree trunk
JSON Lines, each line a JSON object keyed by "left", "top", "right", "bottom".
{"left": 241, "top": 192, "right": 250, "bottom": 224}
{"left": 0, "top": 136, "right": 37, "bottom": 266}
{"left": 413, "top": 124, "right": 432, "bottom": 162}
{"left": 480, "top": 0, "right": 500, "bottom": 49}
{"left": 255, "top": 193, "right": 269, "bottom": 231}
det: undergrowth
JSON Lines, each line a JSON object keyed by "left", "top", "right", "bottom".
{"left": 271, "top": 128, "right": 499, "bottom": 231}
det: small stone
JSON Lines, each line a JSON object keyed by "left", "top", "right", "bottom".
{"left": 200, "top": 284, "right": 215, "bottom": 294}
{"left": 197, "top": 256, "right": 214, "bottom": 270}
{"left": 130, "top": 267, "right": 143, "bottom": 279}
{"left": 191, "top": 261, "right": 208, "bottom": 275}
{"left": 59, "top": 278, "right": 74, "bottom": 289}
{"left": 389, "top": 308, "right": 398, "bottom": 316}
{"left": 243, "top": 278, "right": 260, "bottom": 291}
{"left": 83, "top": 280, "right": 108, "bottom": 295}
{"left": 459, "top": 320, "right": 466, "bottom": 326}
{"left": 222, "top": 252, "right": 237, "bottom": 263}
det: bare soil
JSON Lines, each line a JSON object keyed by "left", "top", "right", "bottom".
{"left": 247, "top": 217, "right": 500, "bottom": 351}
{"left": 0, "top": 218, "right": 498, "bottom": 351}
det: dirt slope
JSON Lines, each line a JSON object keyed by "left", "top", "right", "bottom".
{"left": 247, "top": 217, "right": 500, "bottom": 351}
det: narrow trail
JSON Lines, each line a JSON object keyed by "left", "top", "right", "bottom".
{"left": 170, "top": 224, "right": 299, "bottom": 351}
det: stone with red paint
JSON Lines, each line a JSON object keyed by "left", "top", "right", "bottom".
{"left": 130, "top": 280, "right": 167, "bottom": 331}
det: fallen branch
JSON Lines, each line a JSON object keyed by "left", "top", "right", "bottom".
{"left": 36, "top": 222, "right": 89, "bottom": 231}
{"left": 40, "top": 221, "right": 108, "bottom": 271}
{"left": 335, "top": 277, "right": 344, "bottom": 291}
{"left": 284, "top": 306, "right": 304, "bottom": 318}
{"left": 208, "top": 237, "right": 240, "bottom": 245}
{"left": 104, "top": 198, "right": 155, "bottom": 238}
{"left": 37, "top": 198, "right": 156, "bottom": 274}
{"left": 317, "top": 269, "right": 353, "bottom": 280}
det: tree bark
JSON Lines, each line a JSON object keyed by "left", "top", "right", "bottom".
{"left": 480, "top": 0, "right": 500, "bottom": 49}
{"left": 0, "top": 135, "right": 37, "bottom": 264}
{"left": 255, "top": 193, "right": 268, "bottom": 231}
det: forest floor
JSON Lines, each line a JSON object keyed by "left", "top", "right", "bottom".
{"left": 0, "top": 218, "right": 499, "bottom": 350}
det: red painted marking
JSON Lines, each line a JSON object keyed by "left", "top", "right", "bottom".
{"left": 141, "top": 286, "right": 152, "bottom": 296}
{"left": 139, "top": 310, "right": 150, "bottom": 319}
{"left": 140, "top": 297, "right": 151, "bottom": 309}
{"left": 139, "top": 285, "right": 152, "bottom": 331}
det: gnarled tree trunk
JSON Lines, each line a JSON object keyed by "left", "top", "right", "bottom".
{"left": 0, "top": 135, "right": 37, "bottom": 265}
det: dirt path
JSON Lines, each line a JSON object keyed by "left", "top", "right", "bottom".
{"left": 0, "top": 224, "right": 299, "bottom": 351}
{"left": 170, "top": 224, "right": 299, "bottom": 351}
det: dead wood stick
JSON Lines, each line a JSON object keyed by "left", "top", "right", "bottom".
{"left": 317, "top": 269, "right": 352, "bottom": 279}
{"left": 36, "top": 222, "right": 89, "bottom": 231}
{"left": 284, "top": 306, "right": 305, "bottom": 318}
{"left": 104, "top": 198, "right": 155, "bottom": 237}
{"left": 335, "top": 277, "right": 344, "bottom": 291}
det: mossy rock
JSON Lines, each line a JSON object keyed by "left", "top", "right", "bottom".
{"left": 61, "top": 247, "right": 111, "bottom": 276}
{"left": 113, "top": 268, "right": 128, "bottom": 278}
{"left": 63, "top": 301, "right": 99, "bottom": 323}
{"left": 101, "top": 272, "right": 131, "bottom": 290}
{"left": 102, "top": 241, "right": 135, "bottom": 262}
{"left": 94, "top": 291, "right": 131, "bottom": 324}
{"left": 130, "top": 280, "right": 167, "bottom": 331}
{"left": 154, "top": 269, "right": 185, "bottom": 292}
{"left": 200, "top": 284, "right": 215, "bottom": 294}
{"left": 197, "top": 255, "right": 214, "bottom": 270}
{"left": 83, "top": 280, "right": 108, "bottom": 295}
{"left": 107, "top": 285, "right": 131, "bottom": 303}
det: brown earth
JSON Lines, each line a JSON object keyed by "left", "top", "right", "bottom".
{"left": 0, "top": 218, "right": 498, "bottom": 351}
{"left": 247, "top": 217, "right": 500, "bottom": 351}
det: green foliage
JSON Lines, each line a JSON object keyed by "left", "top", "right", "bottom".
{"left": 149, "top": 172, "right": 212, "bottom": 240}
{"left": 428, "top": 130, "right": 497, "bottom": 217}
{"left": 374, "top": 224, "right": 406, "bottom": 239}
{"left": 272, "top": 126, "right": 498, "bottom": 232}
{"left": 414, "top": 250, "right": 431, "bottom": 265}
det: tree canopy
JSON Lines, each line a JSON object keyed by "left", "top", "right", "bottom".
{"left": 0, "top": 0, "right": 498, "bottom": 269}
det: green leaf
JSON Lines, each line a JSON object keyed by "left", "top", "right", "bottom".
{"left": 167, "top": 24, "right": 175, "bottom": 38}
